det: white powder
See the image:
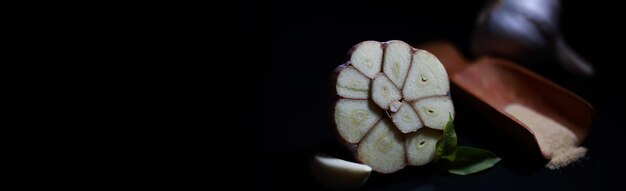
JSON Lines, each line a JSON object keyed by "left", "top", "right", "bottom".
{"left": 504, "top": 103, "right": 586, "bottom": 169}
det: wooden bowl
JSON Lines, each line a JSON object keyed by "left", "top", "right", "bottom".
{"left": 418, "top": 41, "right": 593, "bottom": 159}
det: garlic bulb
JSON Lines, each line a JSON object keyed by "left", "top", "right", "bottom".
{"left": 472, "top": 0, "right": 594, "bottom": 77}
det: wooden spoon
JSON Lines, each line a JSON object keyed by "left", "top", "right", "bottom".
{"left": 418, "top": 41, "right": 593, "bottom": 159}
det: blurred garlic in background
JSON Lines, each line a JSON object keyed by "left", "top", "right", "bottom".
{"left": 472, "top": 0, "right": 594, "bottom": 77}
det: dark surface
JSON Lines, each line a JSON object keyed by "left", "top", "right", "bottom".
{"left": 244, "top": 0, "right": 626, "bottom": 190}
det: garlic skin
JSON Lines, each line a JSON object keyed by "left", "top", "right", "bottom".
{"left": 472, "top": 0, "right": 594, "bottom": 77}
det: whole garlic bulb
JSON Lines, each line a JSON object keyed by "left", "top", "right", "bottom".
{"left": 472, "top": 0, "right": 594, "bottom": 77}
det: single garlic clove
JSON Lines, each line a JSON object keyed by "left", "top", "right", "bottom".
{"left": 309, "top": 154, "right": 372, "bottom": 190}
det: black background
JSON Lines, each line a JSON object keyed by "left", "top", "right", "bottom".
{"left": 243, "top": 0, "right": 626, "bottom": 190}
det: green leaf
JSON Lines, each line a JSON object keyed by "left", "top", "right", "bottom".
{"left": 447, "top": 146, "right": 501, "bottom": 175}
{"left": 435, "top": 113, "right": 457, "bottom": 161}
{"left": 433, "top": 113, "right": 501, "bottom": 175}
